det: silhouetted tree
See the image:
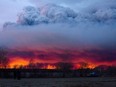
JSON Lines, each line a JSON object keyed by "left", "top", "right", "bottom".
{"left": 77, "top": 62, "right": 90, "bottom": 77}
{"left": 0, "top": 48, "right": 9, "bottom": 68}
{"left": 27, "top": 58, "right": 35, "bottom": 69}
{"left": 56, "top": 62, "right": 73, "bottom": 70}
{"left": 78, "top": 62, "right": 89, "bottom": 69}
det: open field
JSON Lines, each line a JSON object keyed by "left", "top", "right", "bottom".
{"left": 0, "top": 77, "right": 116, "bottom": 87}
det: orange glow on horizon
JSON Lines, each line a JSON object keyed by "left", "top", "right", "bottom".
{"left": 9, "top": 58, "right": 29, "bottom": 68}
{"left": 8, "top": 57, "right": 57, "bottom": 69}
{"left": 2, "top": 56, "right": 116, "bottom": 69}
{"left": 47, "top": 65, "right": 56, "bottom": 69}
{"left": 88, "top": 64, "right": 96, "bottom": 69}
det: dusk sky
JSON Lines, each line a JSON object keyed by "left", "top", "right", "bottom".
{"left": 0, "top": 0, "right": 116, "bottom": 68}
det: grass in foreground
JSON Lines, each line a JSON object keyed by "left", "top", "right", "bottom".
{"left": 0, "top": 77, "right": 116, "bottom": 87}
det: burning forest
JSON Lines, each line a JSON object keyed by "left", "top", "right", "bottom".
{"left": 0, "top": 48, "right": 116, "bottom": 70}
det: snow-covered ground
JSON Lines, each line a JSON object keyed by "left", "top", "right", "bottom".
{"left": 0, "top": 77, "right": 116, "bottom": 87}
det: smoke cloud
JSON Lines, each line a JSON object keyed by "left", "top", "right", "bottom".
{"left": 0, "top": 1, "right": 116, "bottom": 65}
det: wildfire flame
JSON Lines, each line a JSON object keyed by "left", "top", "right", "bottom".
{"left": 0, "top": 57, "right": 115, "bottom": 69}
{"left": 46, "top": 65, "right": 56, "bottom": 69}
{"left": 9, "top": 58, "right": 29, "bottom": 68}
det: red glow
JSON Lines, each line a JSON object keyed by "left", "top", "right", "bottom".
{"left": 6, "top": 56, "right": 116, "bottom": 70}
{"left": 1, "top": 49, "right": 116, "bottom": 69}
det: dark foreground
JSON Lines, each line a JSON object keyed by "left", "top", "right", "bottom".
{"left": 0, "top": 77, "right": 116, "bottom": 87}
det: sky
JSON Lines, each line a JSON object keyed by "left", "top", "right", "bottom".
{"left": 0, "top": 0, "right": 116, "bottom": 67}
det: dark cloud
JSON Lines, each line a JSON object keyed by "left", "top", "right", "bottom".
{"left": 0, "top": 2, "right": 116, "bottom": 64}
{"left": 3, "top": 2, "right": 116, "bottom": 27}
{"left": 16, "top": 4, "right": 77, "bottom": 26}
{"left": 7, "top": 49, "right": 116, "bottom": 64}
{"left": 8, "top": 50, "right": 36, "bottom": 59}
